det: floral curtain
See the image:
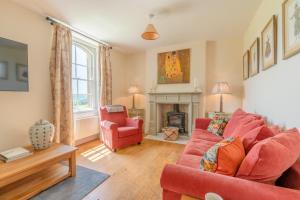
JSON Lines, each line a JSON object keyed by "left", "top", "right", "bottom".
{"left": 49, "top": 24, "right": 74, "bottom": 145}
{"left": 99, "top": 46, "right": 112, "bottom": 106}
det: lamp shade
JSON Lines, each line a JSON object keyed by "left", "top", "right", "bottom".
{"left": 141, "top": 24, "right": 160, "bottom": 40}
{"left": 128, "top": 86, "right": 140, "bottom": 94}
{"left": 212, "top": 82, "right": 231, "bottom": 94}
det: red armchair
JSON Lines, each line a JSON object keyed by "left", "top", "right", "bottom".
{"left": 99, "top": 106, "right": 143, "bottom": 152}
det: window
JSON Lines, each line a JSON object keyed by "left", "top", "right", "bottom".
{"left": 72, "top": 38, "right": 98, "bottom": 116}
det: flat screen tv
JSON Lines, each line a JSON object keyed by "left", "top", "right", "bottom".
{"left": 0, "top": 37, "right": 28, "bottom": 91}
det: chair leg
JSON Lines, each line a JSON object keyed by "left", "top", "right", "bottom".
{"left": 113, "top": 148, "right": 117, "bottom": 152}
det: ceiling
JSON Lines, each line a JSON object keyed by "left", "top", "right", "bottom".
{"left": 13, "top": 0, "right": 262, "bottom": 53}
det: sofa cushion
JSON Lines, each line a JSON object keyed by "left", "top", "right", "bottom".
{"left": 118, "top": 126, "right": 139, "bottom": 138}
{"left": 207, "top": 116, "right": 229, "bottom": 136}
{"left": 236, "top": 129, "right": 300, "bottom": 184}
{"left": 192, "top": 129, "right": 223, "bottom": 142}
{"left": 223, "top": 109, "right": 261, "bottom": 138}
{"left": 240, "top": 126, "right": 275, "bottom": 153}
{"left": 200, "top": 137, "right": 245, "bottom": 176}
{"left": 177, "top": 154, "right": 202, "bottom": 169}
{"left": 183, "top": 139, "right": 217, "bottom": 156}
{"left": 232, "top": 118, "right": 265, "bottom": 137}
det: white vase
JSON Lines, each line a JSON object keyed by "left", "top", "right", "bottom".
{"left": 29, "top": 120, "right": 55, "bottom": 150}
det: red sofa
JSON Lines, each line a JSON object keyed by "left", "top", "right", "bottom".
{"left": 160, "top": 110, "right": 300, "bottom": 200}
{"left": 99, "top": 106, "right": 143, "bottom": 151}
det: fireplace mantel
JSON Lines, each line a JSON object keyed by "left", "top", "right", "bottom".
{"left": 148, "top": 91, "right": 202, "bottom": 136}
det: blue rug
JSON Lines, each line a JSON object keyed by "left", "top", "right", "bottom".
{"left": 31, "top": 165, "right": 110, "bottom": 200}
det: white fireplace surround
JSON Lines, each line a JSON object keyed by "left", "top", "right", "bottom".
{"left": 148, "top": 91, "right": 202, "bottom": 136}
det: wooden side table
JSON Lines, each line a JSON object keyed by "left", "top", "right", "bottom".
{"left": 128, "top": 108, "right": 145, "bottom": 133}
{"left": 128, "top": 108, "right": 145, "bottom": 119}
{"left": 207, "top": 111, "right": 231, "bottom": 119}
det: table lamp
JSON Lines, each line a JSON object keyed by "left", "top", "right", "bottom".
{"left": 128, "top": 86, "right": 140, "bottom": 109}
{"left": 212, "top": 81, "right": 231, "bottom": 112}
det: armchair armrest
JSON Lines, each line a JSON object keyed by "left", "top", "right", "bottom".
{"left": 100, "top": 120, "right": 118, "bottom": 130}
{"left": 161, "top": 164, "right": 300, "bottom": 200}
{"left": 126, "top": 118, "right": 143, "bottom": 129}
{"left": 195, "top": 118, "right": 211, "bottom": 130}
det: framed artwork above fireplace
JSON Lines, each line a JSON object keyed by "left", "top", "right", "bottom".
{"left": 157, "top": 49, "right": 190, "bottom": 84}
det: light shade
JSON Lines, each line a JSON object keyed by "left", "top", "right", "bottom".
{"left": 212, "top": 82, "right": 231, "bottom": 94}
{"left": 128, "top": 86, "right": 140, "bottom": 94}
{"left": 141, "top": 24, "right": 160, "bottom": 40}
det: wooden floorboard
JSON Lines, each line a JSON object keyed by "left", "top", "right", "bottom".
{"left": 76, "top": 139, "right": 185, "bottom": 200}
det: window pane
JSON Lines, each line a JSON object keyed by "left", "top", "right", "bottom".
{"left": 76, "top": 46, "right": 88, "bottom": 65}
{"left": 76, "top": 65, "right": 88, "bottom": 79}
{"left": 78, "top": 80, "right": 88, "bottom": 94}
{"left": 77, "top": 94, "right": 89, "bottom": 110}
{"left": 72, "top": 45, "right": 76, "bottom": 63}
{"left": 72, "top": 79, "right": 78, "bottom": 94}
{"left": 73, "top": 94, "right": 78, "bottom": 107}
{"left": 72, "top": 64, "right": 76, "bottom": 78}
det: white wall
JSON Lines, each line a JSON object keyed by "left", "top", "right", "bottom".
{"left": 206, "top": 39, "right": 243, "bottom": 113}
{"left": 0, "top": 0, "right": 52, "bottom": 151}
{"left": 243, "top": 0, "right": 300, "bottom": 129}
{"left": 124, "top": 52, "right": 146, "bottom": 109}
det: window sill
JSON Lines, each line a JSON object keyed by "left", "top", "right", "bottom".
{"left": 74, "top": 110, "right": 98, "bottom": 120}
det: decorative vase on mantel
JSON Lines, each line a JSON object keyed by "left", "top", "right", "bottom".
{"left": 29, "top": 120, "right": 55, "bottom": 150}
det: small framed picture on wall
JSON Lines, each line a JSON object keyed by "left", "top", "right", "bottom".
{"left": 0, "top": 61, "right": 8, "bottom": 80}
{"left": 249, "top": 38, "right": 260, "bottom": 76}
{"left": 16, "top": 64, "right": 28, "bottom": 82}
{"left": 243, "top": 51, "right": 249, "bottom": 80}
{"left": 261, "top": 15, "right": 277, "bottom": 70}
{"left": 283, "top": 0, "right": 300, "bottom": 59}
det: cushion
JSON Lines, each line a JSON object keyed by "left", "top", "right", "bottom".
{"left": 200, "top": 137, "right": 245, "bottom": 176}
{"left": 232, "top": 118, "right": 265, "bottom": 137}
{"left": 192, "top": 129, "right": 223, "bottom": 142}
{"left": 183, "top": 139, "right": 217, "bottom": 156}
{"left": 207, "top": 116, "right": 229, "bottom": 136}
{"left": 177, "top": 154, "right": 203, "bottom": 169}
{"left": 236, "top": 128, "right": 300, "bottom": 184}
{"left": 223, "top": 108, "right": 261, "bottom": 138}
{"left": 240, "top": 126, "right": 275, "bottom": 153}
{"left": 118, "top": 126, "right": 139, "bottom": 138}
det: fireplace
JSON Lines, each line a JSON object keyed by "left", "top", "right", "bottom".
{"left": 167, "top": 104, "right": 186, "bottom": 133}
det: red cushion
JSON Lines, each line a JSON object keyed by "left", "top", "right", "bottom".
{"left": 236, "top": 128, "right": 300, "bottom": 184}
{"left": 241, "top": 126, "right": 275, "bottom": 153}
{"left": 183, "top": 139, "right": 217, "bottom": 156}
{"left": 223, "top": 109, "right": 261, "bottom": 138}
{"left": 177, "top": 154, "right": 202, "bottom": 169}
{"left": 192, "top": 129, "right": 223, "bottom": 142}
{"left": 118, "top": 127, "right": 139, "bottom": 138}
{"left": 232, "top": 119, "right": 265, "bottom": 137}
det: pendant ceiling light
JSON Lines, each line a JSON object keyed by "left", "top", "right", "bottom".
{"left": 141, "top": 14, "right": 160, "bottom": 40}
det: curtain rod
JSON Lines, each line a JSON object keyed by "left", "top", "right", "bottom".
{"left": 46, "top": 16, "right": 112, "bottom": 49}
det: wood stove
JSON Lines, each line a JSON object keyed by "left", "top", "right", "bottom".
{"left": 167, "top": 104, "right": 186, "bottom": 133}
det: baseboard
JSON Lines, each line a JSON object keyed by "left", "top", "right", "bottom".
{"left": 75, "top": 134, "right": 99, "bottom": 146}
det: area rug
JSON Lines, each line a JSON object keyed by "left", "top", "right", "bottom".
{"left": 31, "top": 165, "right": 110, "bottom": 200}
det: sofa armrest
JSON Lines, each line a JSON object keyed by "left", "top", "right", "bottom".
{"left": 100, "top": 120, "right": 118, "bottom": 130}
{"left": 160, "top": 164, "right": 300, "bottom": 200}
{"left": 195, "top": 118, "right": 211, "bottom": 130}
{"left": 126, "top": 118, "right": 143, "bottom": 129}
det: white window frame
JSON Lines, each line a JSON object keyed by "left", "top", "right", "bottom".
{"left": 72, "top": 35, "right": 99, "bottom": 119}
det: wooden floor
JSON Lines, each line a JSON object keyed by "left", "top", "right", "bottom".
{"left": 76, "top": 139, "right": 185, "bottom": 200}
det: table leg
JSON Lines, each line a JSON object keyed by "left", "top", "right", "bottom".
{"left": 69, "top": 152, "right": 76, "bottom": 177}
